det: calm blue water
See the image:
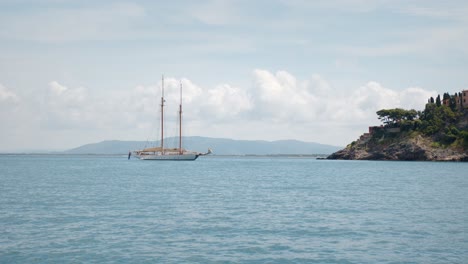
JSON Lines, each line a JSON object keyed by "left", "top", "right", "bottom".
{"left": 1, "top": 155, "right": 467, "bottom": 263}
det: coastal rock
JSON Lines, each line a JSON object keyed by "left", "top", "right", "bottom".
{"left": 328, "top": 94, "right": 468, "bottom": 161}
{"left": 327, "top": 134, "right": 468, "bottom": 161}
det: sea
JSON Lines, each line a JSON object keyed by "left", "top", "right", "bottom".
{"left": 1, "top": 154, "right": 467, "bottom": 263}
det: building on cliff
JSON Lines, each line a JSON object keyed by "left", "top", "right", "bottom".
{"left": 368, "top": 126, "right": 400, "bottom": 135}
{"left": 442, "top": 89, "right": 468, "bottom": 109}
{"left": 357, "top": 126, "right": 402, "bottom": 144}
{"left": 462, "top": 90, "right": 468, "bottom": 108}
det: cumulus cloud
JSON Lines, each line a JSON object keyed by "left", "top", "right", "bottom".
{"left": 338, "top": 82, "right": 437, "bottom": 123}
{"left": 43, "top": 81, "right": 158, "bottom": 130}
{"left": 203, "top": 84, "right": 253, "bottom": 119}
{"left": 0, "top": 84, "right": 19, "bottom": 103}
{"left": 0, "top": 84, "right": 21, "bottom": 125}
{"left": 252, "top": 69, "right": 319, "bottom": 121}
{"left": 399, "top": 87, "right": 438, "bottom": 109}
{"left": 0, "top": 72, "right": 441, "bottom": 150}
{"left": 39, "top": 72, "right": 436, "bottom": 139}
{"left": 42, "top": 81, "right": 91, "bottom": 129}
{"left": 0, "top": 84, "right": 28, "bottom": 149}
{"left": 247, "top": 70, "right": 436, "bottom": 126}
{"left": 125, "top": 77, "right": 252, "bottom": 119}
{"left": 48, "top": 81, "right": 86, "bottom": 104}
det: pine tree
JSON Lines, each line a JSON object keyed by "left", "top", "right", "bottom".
{"left": 443, "top": 92, "right": 450, "bottom": 101}
{"left": 449, "top": 96, "right": 457, "bottom": 110}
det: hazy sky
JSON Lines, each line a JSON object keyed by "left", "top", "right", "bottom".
{"left": 1, "top": 0, "right": 467, "bottom": 151}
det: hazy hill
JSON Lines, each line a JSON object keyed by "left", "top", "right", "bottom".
{"left": 64, "top": 136, "right": 342, "bottom": 155}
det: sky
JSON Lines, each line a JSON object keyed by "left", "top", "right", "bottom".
{"left": 1, "top": 0, "right": 468, "bottom": 151}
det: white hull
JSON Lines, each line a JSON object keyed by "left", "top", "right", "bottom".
{"left": 138, "top": 153, "right": 199, "bottom": 161}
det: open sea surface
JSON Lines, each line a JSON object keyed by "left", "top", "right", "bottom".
{"left": 1, "top": 155, "right": 467, "bottom": 263}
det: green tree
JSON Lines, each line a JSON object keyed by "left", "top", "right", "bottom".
{"left": 420, "top": 103, "right": 459, "bottom": 136}
{"left": 376, "top": 108, "right": 418, "bottom": 127}
{"left": 449, "top": 96, "right": 457, "bottom": 111}
{"left": 436, "top": 95, "right": 441, "bottom": 107}
{"left": 459, "top": 92, "right": 463, "bottom": 108}
{"left": 443, "top": 92, "right": 450, "bottom": 101}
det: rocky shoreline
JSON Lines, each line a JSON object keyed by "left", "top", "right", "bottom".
{"left": 327, "top": 133, "right": 468, "bottom": 161}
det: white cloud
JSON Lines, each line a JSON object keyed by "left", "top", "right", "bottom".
{"left": 0, "top": 84, "right": 31, "bottom": 151}
{"left": 353, "top": 81, "right": 399, "bottom": 111}
{"left": 338, "top": 82, "right": 437, "bottom": 123}
{"left": 251, "top": 69, "right": 319, "bottom": 121}
{"left": 0, "top": 71, "right": 442, "bottom": 150}
{"left": 248, "top": 70, "right": 436, "bottom": 126}
{"left": 399, "top": 87, "right": 437, "bottom": 109}
{"left": 42, "top": 81, "right": 91, "bottom": 129}
{"left": 42, "top": 81, "right": 163, "bottom": 131}
{"left": 48, "top": 81, "right": 86, "bottom": 104}
{"left": 0, "top": 84, "right": 19, "bottom": 103}
{"left": 0, "top": 84, "right": 21, "bottom": 127}
{"left": 203, "top": 84, "right": 253, "bottom": 119}
{"left": 126, "top": 77, "right": 252, "bottom": 122}
{"left": 119, "top": 71, "right": 438, "bottom": 143}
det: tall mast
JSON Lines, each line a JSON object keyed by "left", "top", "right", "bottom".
{"left": 179, "top": 81, "right": 183, "bottom": 154}
{"left": 161, "top": 75, "right": 165, "bottom": 154}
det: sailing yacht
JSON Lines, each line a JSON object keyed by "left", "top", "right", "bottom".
{"left": 133, "top": 76, "right": 211, "bottom": 160}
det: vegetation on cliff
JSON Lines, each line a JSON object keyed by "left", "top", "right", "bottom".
{"left": 375, "top": 105, "right": 468, "bottom": 148}
{"left": 328, "top": 92, "right": 468, "bottom": 161}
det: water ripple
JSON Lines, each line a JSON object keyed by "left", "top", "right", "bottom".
{"left": 1, "top": 155, "right": 467, "bottom": 263}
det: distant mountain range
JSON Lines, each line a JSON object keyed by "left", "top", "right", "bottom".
{"left": 64, "top": 136, "right": 342, "bottom": 155}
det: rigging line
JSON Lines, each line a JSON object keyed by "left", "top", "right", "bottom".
{"left": 169, "top": 109, "right": 179, "bottom": 149}
{"left": 144, "top": 82, "right": 161, "bottom": 149}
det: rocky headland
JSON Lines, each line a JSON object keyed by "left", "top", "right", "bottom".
{"left": 328, "top": 92, "right": 468, "bottom": 161}
{"left": 327, "top": 131, "right": 468, "bottom": 161}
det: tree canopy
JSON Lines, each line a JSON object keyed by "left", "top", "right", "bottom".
{"left": 375, "top": 100, "right": 466, "bottom": 148}
{"left": 376, "top": 108, "right": 418, "bottom": 126}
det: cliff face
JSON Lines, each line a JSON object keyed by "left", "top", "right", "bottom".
{"left": 328, "top": 104, "right": 468, "bottom": 161}
{"left": 328, "top": 128, "right": 468, "bottom": 162}
{"left": 327, "top": 133, "right": 468, "bottom": 161}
